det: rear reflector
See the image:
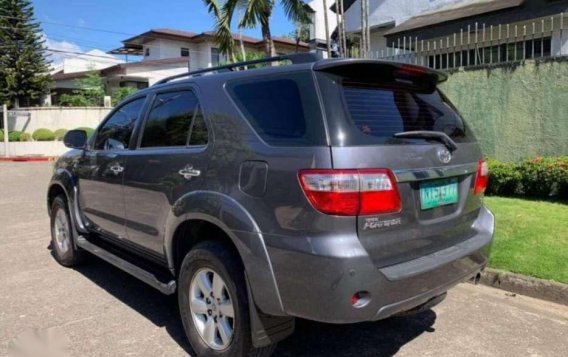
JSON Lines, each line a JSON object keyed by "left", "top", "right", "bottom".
{"left": 298, "top": 169, "right": 401, "bottom": 216}
{"left": 474, "top": 160, "right": 489, "bottom": 195}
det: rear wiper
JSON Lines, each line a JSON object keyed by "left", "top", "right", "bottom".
{"left": 394, "top": 131, "right": 458, "bottom": 152}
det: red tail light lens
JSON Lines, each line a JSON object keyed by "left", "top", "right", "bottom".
{"left": 298, "top": 169, "right": 401, "bottom": 216}
{"left": 474, "top": 160, "right": 489, "bottom": 195}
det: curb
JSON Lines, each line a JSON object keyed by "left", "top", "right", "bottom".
{"left": 0, "top": 156, "right": 56, "bottom": 162}
{"left": 480, "top": 268, "right": 568, "bottom": 306}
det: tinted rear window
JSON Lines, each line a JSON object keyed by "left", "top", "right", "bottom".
{"left": 228, "top": 72, "right": 327, "bottom": 146}
{"left": 343, "top": 82, "right": 471, "bottom": 142}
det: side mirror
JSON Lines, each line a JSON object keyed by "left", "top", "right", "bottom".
{"left": 63, "top": 129, "right": 88, "bottom": 149}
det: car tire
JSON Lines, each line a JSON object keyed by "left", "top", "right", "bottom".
{"left": 50, "top": 195, "right": 86, "bottom": 267}
{"left": 178, "top": 241, "right": 276, "bottom": 357}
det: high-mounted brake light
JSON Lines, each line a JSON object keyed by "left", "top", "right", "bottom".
{"left": 474, "top": 160, "right": 489, "bottom": 195}
{"left": 298, "top": 169, "right": 401, "bottom": 216}
{"left": 396, "top": 65, "right": 428, "bottom": 78}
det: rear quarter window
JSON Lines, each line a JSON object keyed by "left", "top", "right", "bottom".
{"left": 227, "top": 72, "right": 327, "bottom": 146}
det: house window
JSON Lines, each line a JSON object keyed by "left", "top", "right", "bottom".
{"left": 181, "top": 47, "right": 190, "bottom": 57}
{"left": 144, "top": 47, "right": 150, "bottom": 57}
{"left": 211, "top": 47, "right": 220, "bottom": 66}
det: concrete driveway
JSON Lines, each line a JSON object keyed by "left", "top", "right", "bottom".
{"left": 0, "top": 162, "right": 567, "bottom": 357}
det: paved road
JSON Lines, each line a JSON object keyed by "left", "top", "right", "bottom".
{"left": 0, "top": 162, "right": 567, "bottom": 357}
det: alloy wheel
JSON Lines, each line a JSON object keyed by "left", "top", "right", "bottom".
{"left": 189, "top": 268, "right": 235, "bottom": 350}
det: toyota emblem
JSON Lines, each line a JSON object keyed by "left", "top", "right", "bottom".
{"left": 437, "top": 147, "right": 452, "bottom": 164}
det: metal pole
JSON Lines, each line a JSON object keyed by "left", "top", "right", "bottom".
{"left": 551, "top": 16, "right": 555, "bottom": 56}
{"left": 532, "top": 22, "right": 536, "bottom": 58}
{"left": 561, "top": 13, "right": 564, "bottom": 56}
{"left": 514, "top": 25, "right": 518, "bottom": 62}
{"left": 2, "top": 104, "right": 8, "bottom": 158}
{"left": 475, "top": 22, "right": 478, "bottom": 66}
{"left": 498, "top": 24, "right": 502, "bottom": 63}
{"left": 482, "top": 23, "right": 486, "bottom": 64}
{"left": 542, "top": 19, "right": 545, "bottom": 57}
{"left": 467, "top": 25, "right": 471, "bottom": 66}
{"left": 490, "top": 25, "right": 493, "bottom": 64}
{"left": 523, "top": 25, "right": 527, "bottom": 60}
{"left": 415, "top": 37, "right": 419, "bottom": 65}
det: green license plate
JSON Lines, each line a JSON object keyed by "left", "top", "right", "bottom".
{"left": 420, "top": 178, "right": 459, "bottom": 210}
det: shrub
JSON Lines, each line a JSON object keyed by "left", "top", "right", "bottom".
{"left": 8, "top": 131, "right": 22, "bottom": 141}
{"left": 54, "top": 128, "right": 68, "bottom": 141}
{"left": 19, "top": 132, "right": 33, "bottom": 142}
{"left": 487, "top": 157, "right": 568, "bottom": 199}
{"left": 74, "top": 127, "right": 95, "bottom": 138}
{"left": 32, "top": 128, "right": 55, "bottom": 141}
{"left": 0, "top": 129, "right": 4, "bottom": 141}
{"left": 111, "top": 87, "right": 138, "bottom": 106}
{"left": 486, "top": 159, "right": 522, "bottom": 196}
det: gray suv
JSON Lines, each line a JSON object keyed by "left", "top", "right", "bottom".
{"left": 47, "top": 53, "right": 494, "bottom": 357}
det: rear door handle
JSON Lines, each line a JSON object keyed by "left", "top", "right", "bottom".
{"left": 179, "top": 165, "right": 201, "bottom": 179}
{"left": 109, "top": 163, "right": 124, "bottom": 175}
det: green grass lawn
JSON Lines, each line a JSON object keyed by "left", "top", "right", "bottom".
{"left": 484, "top": 197, "right": 568, "bottom": 284}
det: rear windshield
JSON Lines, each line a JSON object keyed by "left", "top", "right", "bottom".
{"left": 315, "top": 68, "right": 474, "bottom": 146}
{"left": 227, "top": 71, "right": 327, "bottom": 146}
{"left": 343, "top": 83, "right": 469, "bottom": 140}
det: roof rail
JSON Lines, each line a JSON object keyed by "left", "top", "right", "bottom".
{"left": 153, "top": 52, "right": 322, "bottom": 86}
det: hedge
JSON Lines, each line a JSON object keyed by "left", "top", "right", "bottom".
{"left": 54, "top": 128, "right": 68, "bottom": 141}
{"left": 487, "top": 157, "right": 568, "bottom": 199}
{"left": 32, "top": 128, "right": 55, "bottom": 141}
{"left": 8, "top": 131, "right": 22, "bottom": 141}
{"left": 0, "top": 130, "right": 23, "bottom": 141}
{"left": 19, "top": 132, "right": 33, "bottom": 142}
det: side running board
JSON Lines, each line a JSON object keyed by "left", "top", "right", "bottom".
{"left": 76, "top": 236, "right": 176, "bottom": 295}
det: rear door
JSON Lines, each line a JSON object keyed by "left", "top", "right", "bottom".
{"left": 122, "top": 87, "right": 211, "bottom": 256}
{"left": 315, "top": 62, "right": 484, "bottom": 268}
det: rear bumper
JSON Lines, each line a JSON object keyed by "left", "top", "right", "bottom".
{"left": 264, "top": 206, "right": 494, "bottom": 323}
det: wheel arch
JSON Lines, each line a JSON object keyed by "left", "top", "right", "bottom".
{"left": 165, "top": 191, "right": 285, "bottom": 316}
{"left": 48, "top": 168, "right": 88, "bottom": 233}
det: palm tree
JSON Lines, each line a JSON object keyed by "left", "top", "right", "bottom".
{"left": 203, "top": 0, "right": 311, "bottom": 58}
{"left": 322, "top": 0, "right": 331, "bottom": 58}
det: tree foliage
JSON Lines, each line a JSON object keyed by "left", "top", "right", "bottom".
{"left": 59, "top": 73, "right": 105, "bottom": 107}
{"left": 111, "top": 87, "right": 138, "bottom": 106}
{"left": 202, "top": 0, "right": 311, "bottom": 57}
{"left": 0, "top": 0, "right": 51, "bottom": 107}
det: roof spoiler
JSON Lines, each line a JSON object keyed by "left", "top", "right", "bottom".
{"left": 313, "top": 59, "right": 448, "bottom": 84}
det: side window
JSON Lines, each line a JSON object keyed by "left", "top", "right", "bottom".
{"left": 141, "top": 90, "right": 208, "bottom": 148}
{"left": 94, "top": 97, "right": 145, "bottom": 150}
{"left": 227, "top": 72, "right": 326, "bottom": 146}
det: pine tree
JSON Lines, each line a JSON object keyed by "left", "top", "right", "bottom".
{"left": 0, "top": 0, "right": 51, "bottom": 107}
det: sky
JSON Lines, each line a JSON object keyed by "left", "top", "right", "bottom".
{"left": 33, "top": 0, "right": 298, "bottom": 64}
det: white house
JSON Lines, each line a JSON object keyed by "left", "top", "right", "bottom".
{"left": 308, "top": 0, "right": 339, "bottom": 56}
{"left": 337, "top": 0, "right": 464, "bottom": 55}
{"left": 109, "top": 28, "right": 309, "bottom": 69}
{"left": 50, "top": 49, "right": 124, "bottom": 75}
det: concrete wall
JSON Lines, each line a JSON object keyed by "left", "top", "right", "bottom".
{"left": 143, "top": 39, "right": 228, "bottom": 70}
{"left": 6, "top": 107, "right": 111, "bottom": 133}
{"left": 441, "top": 58, "right": 568, "bottom": 162}
{"left": 0, "top": 141, "right": 68, "bottom": 157}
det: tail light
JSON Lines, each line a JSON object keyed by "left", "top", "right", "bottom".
{"left": 298, "top": 169, "right": 401, "bottom": 216}
{"left": 474, "top": 160, "right": 489, "bottom": 195}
